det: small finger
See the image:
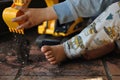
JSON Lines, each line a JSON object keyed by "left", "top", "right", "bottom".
{"left": 17, "top": 21, "right": 30, "bottom": 29}
{"left": 12, "top": 14, "right": 27, "bottom": 22}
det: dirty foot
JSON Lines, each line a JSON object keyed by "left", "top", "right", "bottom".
{"left": 41, "top": 45, "right": 67, "bottom": 65}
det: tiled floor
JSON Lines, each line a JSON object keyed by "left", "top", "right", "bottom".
{"left": 0, "top": 30, "right": 120, "bottom": 80}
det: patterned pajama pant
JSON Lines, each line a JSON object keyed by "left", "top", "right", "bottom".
{"left": 63, "top": 2, "right": 120, "bottom": 59}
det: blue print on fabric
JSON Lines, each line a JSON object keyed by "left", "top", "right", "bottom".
{"left": 106, "top": 13, "right": 113, "bottom": 20}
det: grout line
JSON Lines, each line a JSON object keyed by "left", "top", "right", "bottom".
{"left": 13, "top": 67, "right": 22, "bottom": 80}
{"left": 102, "top": 58, "right": 112, "bottom": 80}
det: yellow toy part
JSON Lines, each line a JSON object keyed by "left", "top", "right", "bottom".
{"left": 38, "top": 0, "right": 84, "bottom": 37}
{"left": 38, "top": 0, "right": 59, "bottom": 36}
{"left": 2, "top": 0, "right": 31, "bottom": 34}
{"left": 64, "top": 18, "right": 83, "bottom": 36}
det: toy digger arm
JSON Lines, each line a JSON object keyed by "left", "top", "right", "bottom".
{"left": 45, "top": 0, "right": 58, "bottom": 6}
{"left": 2, "top": 0, "right": 31, "bottom": 65}
{"left": 12, "top": 0, "right": 31, "bottom": 8}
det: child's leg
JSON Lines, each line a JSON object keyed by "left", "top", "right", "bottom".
{"left": 63, "top": 1, "right": 120, "bottom": 59}
{"left": 41, "top": 2, "right": 120, "bottom": 64}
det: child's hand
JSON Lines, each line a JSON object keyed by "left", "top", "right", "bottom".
{"left": 12, "top": 8, "right": 46, "bottom": 29}
{"left": 12, "top": 7, "right": 57, "bottom": 29}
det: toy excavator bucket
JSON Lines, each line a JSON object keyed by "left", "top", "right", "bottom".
{"left": 2, "top": 0, "right": 31, "bottom": 34}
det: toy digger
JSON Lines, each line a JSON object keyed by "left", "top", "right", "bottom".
{"left": 2, "top": 0, "right": 31, "bottom": 64}
{"left": 36, "top": 0, "right": 86, "bottom": 47}
{"left": 2, "top": 0, "right": 87, "bottom": 64}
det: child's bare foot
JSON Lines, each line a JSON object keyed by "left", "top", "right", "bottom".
{"left": 41, "top": 45, "right": 67, "bottom": 65}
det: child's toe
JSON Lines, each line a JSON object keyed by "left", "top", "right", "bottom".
{"left": 50, "top": 61, "right": 57, "bottom": 65}
{"left": 48, "top": 57, "right": 55, "bottom": 62}
{"left": 46, "top": 55, "right": 54, "bottom": 59}
{"left": 41, "top": 45, "right": 51, "bottom": 52}
{"left": 44, "top": 51, "right": 52, "bottom": 56}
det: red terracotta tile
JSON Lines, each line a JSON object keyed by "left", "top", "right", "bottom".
{"left": 0, "top": 76, "right": 15, "bottom": 80}
{"left": 112, "top": 76, "right": 120, "bottom": 80}
{"left": 0, "top": 53, "right": 6, "bottom": 63}
{"left": 106, "top": 61, "right": 120, "bottom": 75}
{"left": 0, "top": 63, "right": 18, "bottom": 76}
{"left": 105, "top": 52, "right": 120, "bottom": 76}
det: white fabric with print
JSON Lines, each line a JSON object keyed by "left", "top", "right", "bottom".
{"left": 63, "top": 2, "right": 120, "bottom": 59}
